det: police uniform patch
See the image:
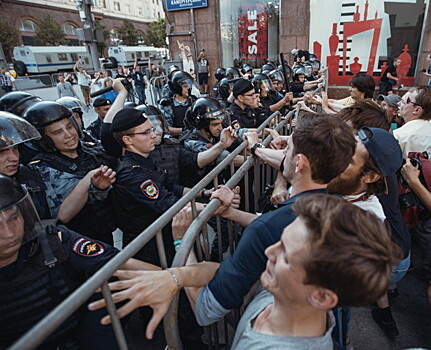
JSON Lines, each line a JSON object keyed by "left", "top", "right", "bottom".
{"left": 140, "top": 179, "right": 159, "bottom": 199}
{"left": 72, "top": 238, "right": 104, "bottom": 257}
{"left": 231, "top": 120, "right": 241, "bottom": 130}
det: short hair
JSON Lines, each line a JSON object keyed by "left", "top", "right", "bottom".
{"left": 112, "top": 126, "right": 137, "bottom": 148}
{"left": 292, "top": 114, "right": 356, "bottom": 184}
{"left": 360, "top": 144, "right": 387, "bottom": 196}
{"left": 414, "top": 86, "right": 431, "bottom": 120}
{"left": 294, "top": 194, "right": 401, "bottom": 307}
{"left": 338, "top": 100, "right": 390, "bottom": 131}
{"left": 350, "top": 73, "right": 376, "bottom": 99}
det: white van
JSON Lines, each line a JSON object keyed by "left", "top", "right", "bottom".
{"left": 13, "top": 46, "right": 92, "bottom": 75}
{"left": 107, "top": 46, "right": 161, "bottom": 67}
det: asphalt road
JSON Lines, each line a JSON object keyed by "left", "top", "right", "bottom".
{"left": 20, "top": 85, "right": 431, "bottom": 350}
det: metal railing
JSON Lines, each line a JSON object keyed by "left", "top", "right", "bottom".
{"left": 149, "top": 75, "right": 167, "bottom": 105}
{"left": 8, "top": 110, "right": 289, "bottom": 350}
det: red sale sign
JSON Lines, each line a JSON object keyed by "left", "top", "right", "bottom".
{"left": 238, "top": 4, "right": 268, "bottom": 60}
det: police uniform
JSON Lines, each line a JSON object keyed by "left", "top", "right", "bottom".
{"left": 160, "top": 96, "right": 196, "bottom": 129}
{"left": 227, "top": 102, "right": 265, "bottom": 128}
{"left": 0, "top": 225, "right": 119, "bottom": 350}
{"left": 30, "top": 142, "right": 118, "bottom": 245}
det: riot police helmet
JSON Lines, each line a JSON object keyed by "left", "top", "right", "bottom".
{"left": 0, "top": 91, "right": 43, "bottom": 117}
{"left": 312, "top": 59, "right": 321, "bottom": 71}
{"left": 188, "top": 97, "right": 230, "bottom": 132}
{"left": 168, "top": 65, "right": 181, "bottom": 79}
{"left": 225, "top": 67, "right": 241, "bottom": 80}
{"left": 303, "top": 61, "right": 313, "bottom": 77}
{"left": 293, "top": 67, "right": 307, "bottom": 81}
{"left": 124, "top": 101, "right": 138, "bottom": 109}
{"left": 169, "top": 71, "right": 195, "bottom": 95}
{"left": 252, "top": 73, "right": 274, "bottom": 92}
{"left": 23, "top": 101, "right": 83, "bottom": 152}
{"left": 135, "top": 104, "right": 167, "bottom": 135}
{"left": 261, "top": 64, "right": 274, "bottom": 73}
{"left": 268, "top": 70, "right": 284, "bottom": 83}
{"left": 0, "top": 112, "right": 41, "bottom": 151}
{"left": 215, "top": 68, "right": 226, "bottom": 81}
{"left": 218, "top": 78, "right": 237, "bottom": 101}
{"left": 241, "top": 64, "right": 253, "bottom": 75}
{"left": 55, "top": 97, "right": 85, "bottom": 114}
{"left": 0, "top": 174, "right": 43, "bottom": 247}
{"left": 309, "top": 53, "right": 317, "bottom": 62}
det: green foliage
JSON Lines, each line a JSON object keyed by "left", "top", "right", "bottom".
{"left": 95, "top": 19, "right": 109, "bottom": 56}
{"left": 0, "top": 21, "right": 20, "bottom": 60}
{"left": 117, "top": 19, "right": 139, "bottom": 46}
{"left": 34, "top": 15, "right": 67, "bottom": 46}
{"left": 144, "top": 19, "right": 167, "bottom": 48}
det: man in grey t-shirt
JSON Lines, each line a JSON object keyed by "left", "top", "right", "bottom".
{"left": 197, "top": 50, "right": 210, "bottom": 95}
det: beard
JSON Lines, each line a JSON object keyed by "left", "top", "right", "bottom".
{"left": 327, "top": 171, "right": 363, "bottom": 196}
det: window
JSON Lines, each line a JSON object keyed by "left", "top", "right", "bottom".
{"left": 97, "top": 0, "right": 107, "bottom": 7}
{"left": 71, "top": 53, "right": 78, "bottom": 61}
{"left": 45, "top": 55, "right": 52, "bottom": 63}
{"left": 136, "top": 52, "right": 142, "bottom": 58}
{"left": 138, "top": 8, "right": 143, "bottom": 16}
{"left": 114, "top": 2, "right": 120, "bottom": 11}
{"left": 19, "top": 50, "right": 27, "bottom": 56}
{"left": 132, "top": 53, "right": 135, "bottom": 59}
{"left": 158, "top": 12, "right": 161, "bottom": 19}
{"left": 125, "top": 4, "right": 131, "bottom": 13}
{"left": 63, "top": 23, "right": 77, "bottom": 35}
{"left": 58, "top": 53, "right": 68, "bottom": 61}
{"left": 19, "top": 19, "right": 38, "bottom": 32}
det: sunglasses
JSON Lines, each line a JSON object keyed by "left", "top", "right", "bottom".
{"left": 407, "top": 97, "right": 421, "bottom": 107}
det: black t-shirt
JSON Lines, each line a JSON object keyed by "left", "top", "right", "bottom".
{"left": 381, "top": 63, "right": 397, "bottom": 83}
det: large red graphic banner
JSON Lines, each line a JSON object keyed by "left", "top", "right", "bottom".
{"left": 238, "top": 4, "right": 268, "bottom": 60}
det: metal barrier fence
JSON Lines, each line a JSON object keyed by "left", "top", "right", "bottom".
{"left": 149, "top": 75, "right": 166, "bottom": 105}
{"left": 8, "top": 110, "right": 288, "bottom": 350}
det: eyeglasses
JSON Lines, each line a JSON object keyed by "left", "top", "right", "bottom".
{"left": 407, "top": 97, "right": 421, "bottom": 107}
{"left": 126, "top": 128, "right": 156, "bottom": 136}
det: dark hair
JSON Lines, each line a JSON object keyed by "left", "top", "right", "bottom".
{"left": 360, "top": 149, "right": 387, "bottom": 197}
{"left": 338, "top": 100, "right": 390, "bottom": 131}
{"left": 294, "top": 194, "right": 401, "bottom": 307}
{"left": 415, "top": 86, "right": 431, "bottom": 120}
{"left": 350, "top": 73, "right": 376, "bottom": 99}
{"left": 292, "top": 114, "right": 356, "bottom": 184}
{"left": 112, "top": 126, "right": 137, "bottom": 148}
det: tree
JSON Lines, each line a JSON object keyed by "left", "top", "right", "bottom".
{"left": 144, "top": 19, "right": 167, "bottom": 48}
{"left": 0, "top": 21, "right": 20, "bottom": 61}
{"left": 34, "top": 15, "right": 67, "bottom": 46}
{"left": 117, "top": 19, "right": 139, "bottom": 46}
{"left": 95, "top": 19, "right": 110, "bottom": 56}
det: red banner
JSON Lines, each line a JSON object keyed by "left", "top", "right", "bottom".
{"left": 238, "top": 4, "right": 268, "bottom": 60}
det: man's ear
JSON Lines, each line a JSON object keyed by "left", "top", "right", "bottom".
{"left": 363, "top": 171, "right": 381, "bottom": 184}
{"left": 309, "top": 288, "right": 338, "bottom": 310}
{"left": 122, "top": 135, "right": 133, "bottom": 147}
{"left": 296, "top": 154, "right": 310, "bottom": 173}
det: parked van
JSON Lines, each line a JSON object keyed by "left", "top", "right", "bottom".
{"left": 107, "top": 46, "right": 162, "bottom": 67}
{"left": 13, "top": 46, "right": 92, "bottom": 75}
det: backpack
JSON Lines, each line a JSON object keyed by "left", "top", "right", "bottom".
{"left": 399, "top": 151, "right": 431, "bottom": 227}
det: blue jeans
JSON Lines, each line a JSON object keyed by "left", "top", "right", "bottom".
{"left": 135, "top": 86, "right": 146, "bottom": 104}
{"left": 389, "top": 252, "right": 410, "bottom": 286}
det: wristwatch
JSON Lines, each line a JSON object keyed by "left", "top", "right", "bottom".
{"left": 251, "top": 143, "right": 264, "bottom": 156}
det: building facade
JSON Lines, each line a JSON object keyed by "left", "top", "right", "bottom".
{"left": 166, "top": 0, "right": 431, "bottom": 88}
{"left": 1, "top": 0, "right": 164, "bottom": 56}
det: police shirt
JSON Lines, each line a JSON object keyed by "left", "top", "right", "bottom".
{"left": 227, "top": 102, "right": 266, "bottom": 128}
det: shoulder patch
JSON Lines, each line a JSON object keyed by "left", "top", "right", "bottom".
{"left": 140, "top": 179, "right": 159, "bottom": 199}
{"left": 72, "top": 238, "right": 104, "bottom": 257}
{"left": 231, "top": 120, "right": 241, "bottom": 130}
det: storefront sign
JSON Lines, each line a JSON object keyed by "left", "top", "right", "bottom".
{"left": 238, "top": 4, "right": 268, "bottom": 60}
{"left": 166, "top": 0, "right": 208, "bottom": 12}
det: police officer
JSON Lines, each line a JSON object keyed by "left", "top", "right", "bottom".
{"left": 56, "top": 96, "right": 99, "bottom": 144}
{"left": 0, "top": 112, "right": 116, "bottom": 227}
{"left": 227, "top": 79, "right": 263, "bottom": 128}
{"left": 0, "top": 91, "right": 42, "bottom": 117}
{"left": 23, "top": 101, "right": 117, "bottom": 244}
{"left": 213, "top": 67, "right": 226, "bottom": 99}
{"left": 160, "top": 70, "right": 197, "bottom": 136}
{"left": 0, "top": 175, "right": 120, "bottom": 349}
{"left": 87, "top": 97, "right": 112, "bottom": 141}
{"left": 161, "top": 64, "right": 181, "bottom": 99}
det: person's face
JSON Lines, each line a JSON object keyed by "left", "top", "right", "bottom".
{"left": 0, "top": 206, "right": 25, "bottom": 267}
{"left": 350, "top": 85, "right": 363, "bottom": 100}
{"left": 281, "top": 135, "right": 297, "bottom": 183}
{"left": 0, "top": 146, "right": 19, "bottom": 176}
{"left": 153, "top": 120, "right": 163, "bottom": 146}
{"left": 327, "top": 141, "right": 366, "bottom": 195}
{"left": 261, "top": 217, "right": 314, "bottom": 305}
{"left": 273, "top": 81, "right": 283, "bottom": 92}
{"left": 381, "top": 101, "right": 398, "bottom": 122}
{"left": 394, "top": 59, "right": 401, "bottom": 67}
{"left": 239, "top": 90, "right": 258, "bottom": 107}
{"left": 124, "top": 120, "right": 157, "bottom": 156}
{"left": 44, "top": 118, "right": 79, "bottom": 153}
{"left": 94, "top": 105, "right": 111, "bottom": 120}
{"left": 398, "top": 90, "right": 420, "bottom": 122}
{"left": 94, "top": 72, "right": 100, "bottom": 78}
{"left": 208, "top": 119, "right": 224, "bottom": 138}
{"left": 152, "top": 64, "right": 157, "bottom": 71}
{"left": 260, "top": 84, "right": 269, "bottom": 98}
{"left": 58, "top": 75, "right": 65, "bottom": 83}
{"left": 106, "top": 79, "right": 113, "bottom": 87}
{"left": 298, "top": 74, "right": 305, "bottom": 83}
{"left": 181, "top": 83, "right": 190, "bottom": 97}
{"left": 78, "top": 67, "right": 84, "bottom": 73}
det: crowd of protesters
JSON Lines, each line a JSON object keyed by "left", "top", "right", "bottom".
{"left": 0, "top": 47, "right": 430, "bottom": 350}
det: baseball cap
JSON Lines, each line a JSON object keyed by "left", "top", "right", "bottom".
{"left": 377, "top": 94, "right": 402, "bottom": 108}
{"left": 111, "top": 108, "right": 148, "bottom": 132}
{"left": 291, "top": 49, "right": 299, "bottom": 55}
{"left": 357, "top": 127, "right": 402, "bottom": 177}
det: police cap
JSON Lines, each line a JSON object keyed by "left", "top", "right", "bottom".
{"left": 111, "top": 108, "right": 148, "bottom": 133}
